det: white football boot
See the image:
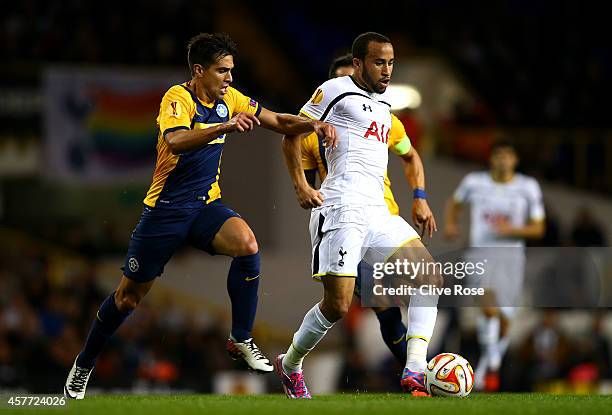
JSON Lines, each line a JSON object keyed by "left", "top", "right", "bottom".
{"left": 63, "top": 358, "right": 93, "bottom": 400}
{"left": 226, "top": 337, "right": 273, "bottom": 373}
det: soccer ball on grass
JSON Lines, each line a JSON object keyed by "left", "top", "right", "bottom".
{"left": 424, "top": 353, "right": 474, "bottom": 397}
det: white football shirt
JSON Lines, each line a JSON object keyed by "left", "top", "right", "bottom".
{"left": 301, "top": 76, "right": 392, "bottom": 207}
{"left": 454, "top": 172, "right": 545, "bottom": 247}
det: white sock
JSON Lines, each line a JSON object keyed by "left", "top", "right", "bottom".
{"left": 488, "top": 345, "right": 502, "bottom": 371}
{"left": 405, "top": 337, "right": 429, "bottom": 373}
{"left": 477, "top": 315, "right": 501, "bottom": 371}
{"left": 474, "top": 354, "right": 488, "bottom": 390}
{"left": 283, "top": 304, "right": 334, "bottom": 374}
{"left": 405, "top": 293, "right": 438, "bottom": 373}
{"left": 477, "top": 315, "right": 500, "bottom": 346}
{"left": 491, "top": 336, "right": 511, "bottom": 371}
{"left": 497, "top": 336, "right": 510, "bottom": 357}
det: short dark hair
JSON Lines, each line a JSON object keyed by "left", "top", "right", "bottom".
{"left": 187, "top": 33, "right": 238, "bottom": 74}
{"left": 351, "top": 32, "right": 391, "bottom": 61}
{"left": 328, "top": 53, "right": 353, "bottom": 79}
{"left": 491, "top": 138, "right": 517, "bottom": 153}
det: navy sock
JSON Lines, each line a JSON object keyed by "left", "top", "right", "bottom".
{"left": 76, "top": 292, "right": 132, "bottom": 369}
{"left": 375, "top": 307, "right": 407, "bottom": 364}
{"left": 227, "top": 253, "right": 260, "bottom": 342}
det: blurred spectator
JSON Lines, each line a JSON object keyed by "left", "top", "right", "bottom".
{"left": 0, "top": 235, "right": 230, "bottom": 393}
{"left": 0, "top": 339, "right": 20, "bottom": 388}
{"left": 2, "top": 1, "right": 610, "bottom": 128}
{"left": 571, "top": 207, "right": 608, "bottom": 247}
{"left": 572, "top": 312, "right": 611, "bottom": 381}
{"left": 560, "top": 311, "right": 612, "bottom": 393}
{"left": 517, "top": 310, "right": 571, "bottom": 390}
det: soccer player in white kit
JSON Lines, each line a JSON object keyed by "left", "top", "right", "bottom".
{"left": 274, "top": 32, "right": 441, "bottom": 398}
{"left": 445, "top": 140, "right": 545, "bottom": 391}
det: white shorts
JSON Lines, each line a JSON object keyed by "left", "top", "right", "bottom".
{"left": 309, "top": 205, "right": 420, "bottom": 279}
{"left": 464, "top": 248, "right": 526, "bottom": 317}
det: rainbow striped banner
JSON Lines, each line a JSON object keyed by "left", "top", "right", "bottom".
{"left": 44, "top": 67, "right": 184, "bottom": 182}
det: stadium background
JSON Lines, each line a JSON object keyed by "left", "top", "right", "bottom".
{"left": 1, "top": 0, "right": 611, "bottom": 396}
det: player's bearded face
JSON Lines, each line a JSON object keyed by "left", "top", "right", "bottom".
{"left": 361, "top": 42, "right": 394, "bottom": 93}
{"left": 194, "top": 55, "right": 234, "bottom": 100}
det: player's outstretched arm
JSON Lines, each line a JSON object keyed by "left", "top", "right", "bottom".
{"left": 282, "top": 134, "right": 324, "bottom": 209}
{"left": 258, "top": 108, "right": 337, "bottom": 148}
{"left": 164, "top": 112, "right": 260, "bottom": 155}
{"left": 399, "top": 147, "right": 437, "bottom": 238}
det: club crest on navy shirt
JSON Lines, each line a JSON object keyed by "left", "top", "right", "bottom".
{"left": 216, "top": 103, "right": 228, "bottom": 118}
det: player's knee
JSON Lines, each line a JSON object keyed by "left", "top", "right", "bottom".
{"left": 322, "top": 297, "right": 351, "bottom": 321}
{"left": 234, "top": 234, "right": 258, "bottom": 257}
{"left": 332, "top": 300, "right": 351, "bottom": 320}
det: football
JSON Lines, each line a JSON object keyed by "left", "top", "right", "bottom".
{"left": 425, "top": 353, "right": 474, "bottom": 397}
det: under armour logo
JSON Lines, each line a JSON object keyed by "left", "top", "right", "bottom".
{"left": 362, "top": 104, "right": 372, "bottom": 112}
{"left": 338, "top": 248, "right": 347, "bottom": 267}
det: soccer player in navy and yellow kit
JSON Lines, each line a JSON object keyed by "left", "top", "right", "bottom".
{"left": 299, "top": 54, "right": 419, "bottom": 368}
{"left": 64, "top": 33, "right": 336, "bottom": 400}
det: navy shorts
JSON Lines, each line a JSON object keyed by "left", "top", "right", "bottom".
{"left": 122, "top": 199, "right": 240, "bottom": 282}
{"left": 354, "top": 261, "right": 373, "bottom": 298}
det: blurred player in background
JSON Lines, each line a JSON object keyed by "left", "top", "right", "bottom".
{"left": 445, "top": 139, "right": 545, "bottom": 391}
{"left": 276, "top": 32, "right": 440, "bottom": 398}
{"left": 64, "top": 32, "right": 336, "bottom": 399}
{"left": 300, "top": 53, "right": 418, "bottom": 365}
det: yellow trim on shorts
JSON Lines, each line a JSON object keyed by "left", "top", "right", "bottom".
{"left": 383, "top": 235, "right": 421, "bottom": 263}
{"left": 312, "top": 272, "right": 357, "bottom": 282}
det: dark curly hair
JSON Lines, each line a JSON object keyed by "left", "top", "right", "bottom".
{"left": 187, "top": 33, "right": 238, "bottom": 74}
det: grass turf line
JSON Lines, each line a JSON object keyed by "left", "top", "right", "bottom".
{"left": 5, "top": 393, "right": 611, "bottom": 415}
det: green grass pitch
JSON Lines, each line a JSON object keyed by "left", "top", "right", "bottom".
{"left": 8, "top": 393, "right": 612, "bottom": 415}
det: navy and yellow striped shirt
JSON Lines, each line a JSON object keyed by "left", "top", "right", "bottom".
{"left": 144, "top": 83, "right": 261, "bottom": 208}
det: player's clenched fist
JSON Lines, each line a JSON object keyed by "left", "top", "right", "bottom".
{"left": 296, "top": 185, "right": 324, "bottom": 209}
{"left": 313, "top": 120, "right": 338, "bottom": 149}
{"left": 227, "top": 112, "right": 261, "bottom": 133}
